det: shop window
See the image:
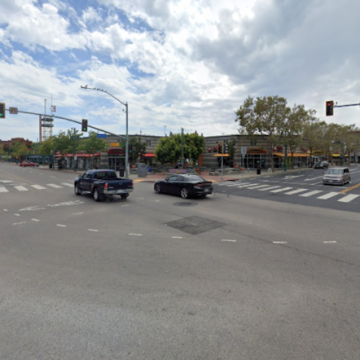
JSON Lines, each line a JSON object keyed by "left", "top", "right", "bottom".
{"left": 146, "top": 140, "right": 151, "bottom": 146}
{"left": 250, "top": 139, "right": 257, "bottom": 146}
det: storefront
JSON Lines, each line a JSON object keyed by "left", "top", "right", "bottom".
{"left": 243, "top": 149, "right": 268, "bottom": 169}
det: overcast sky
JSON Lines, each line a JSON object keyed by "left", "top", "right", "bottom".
{"left": 1, "top": 0, "right": 360, "bottom": 142}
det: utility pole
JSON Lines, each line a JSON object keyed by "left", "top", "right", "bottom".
{"left": 181, "top": 128, "right": 184, "bottom": 169}
{"left": 221, "top": 140, "right": 224, "bottom": 180}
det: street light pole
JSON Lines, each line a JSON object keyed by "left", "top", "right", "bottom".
{"left": 80, "top": 85, "right": 129, "bottom": 178}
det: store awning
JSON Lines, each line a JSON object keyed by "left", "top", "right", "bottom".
{"left": 143, "top": 153, "right": 156, "bottom": 158}
{"left": 273, "top": 152, "right": 309, "bottom": 157}
{"left": 331, "top": 154, "right": 340, "bottom": 157}
{"left": 213, "top": 154, "right": 230, "bottom": 157}
{"left": 55, "top": 153, "right": 100, "bottom": 157}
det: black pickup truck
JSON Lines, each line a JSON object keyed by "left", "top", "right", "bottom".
{"left": 74, "top": 169, "right": 133, "bottom": 202}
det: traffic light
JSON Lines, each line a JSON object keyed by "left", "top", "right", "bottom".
{"left": 217, "top": 142, "right": 222, "bottom": 154}
{"left": 326, "top": 101, "right": 334, "bottom": 116}
{"left": 0, "top": 102, "right": 5, "bottom": 119}
{"left": 81, "top": 119, "right": 88, "bottom": 132}
{"left": 129, "top": 144, "right": 133, "bottom": 153}
{"left": 224, "top": 141, "right": 228, "bottom": 154}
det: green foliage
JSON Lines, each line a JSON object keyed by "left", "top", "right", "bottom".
{"left": 79, "top": 131, "right": 107, "bottom": 154}
{"left": 235, "top": 95, "right": 289, "bottom": 170}
{"left": 227, "top": 138, "right": 237, "bottom": 159}
{"left": 155, "top": 132, "right": 204, "bottom": 165}
{"left": 129, "top": 136, "right": 146, "bottom": 164}
{"left": 39, "top": 138, "right": 54, "bottom": 155}
{"left": 10, "top": 141, "right": 30, "bottom": 159}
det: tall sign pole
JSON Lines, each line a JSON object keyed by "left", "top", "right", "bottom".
{"left": 221, "top": 141, "right": 224, "bottom": 180}
{"left": 181, "top": 128, "right": 184, "bottom": 169}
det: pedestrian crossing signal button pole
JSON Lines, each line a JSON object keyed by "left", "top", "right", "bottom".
{"left": 0, "top": 102, "right": 5, "bottom": 119}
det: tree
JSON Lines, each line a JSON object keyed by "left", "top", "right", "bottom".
{"left": 10, "top": 141, "right": 30, "bottom": 161}
{"left": 155, "top": 132, "right": 205, "bottom": 165}
{"left": 52, "top": 131, "right": 73, "bottom": 155}
{"left": 129, "top": 136, "right": 146, "bottom": 165}
{"left": 227, "top": 138, "right": 237, "bottom": 164}
{"left": 79, "top": 131, "right": 107, "bottom": 167}
{"left": 39, "top": 137, "right": 54, "bottom": 155}
{"left": 282, "top": 105, "right": 313, "bottom": 169}
{"left": 235, "top": 96, "right": 288, "bottom": 171}
{"left": 303, "top": 118, "right": 326, "bottom": 160}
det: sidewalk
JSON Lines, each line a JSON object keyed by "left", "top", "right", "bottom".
{"left": 35, "top": 164, "right": 315, "bottom": 183}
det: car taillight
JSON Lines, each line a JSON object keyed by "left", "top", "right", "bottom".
{"left": 132, "top": 181, "right": 134, "bottom": 187}
{"left": 104, "top": 182, "right": 108, "bottom": 189}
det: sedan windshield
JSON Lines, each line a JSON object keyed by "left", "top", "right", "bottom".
{"left": 326, "top": 169, "right": 342, "bottom": 174}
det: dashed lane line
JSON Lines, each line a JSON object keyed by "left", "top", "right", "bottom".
{"left": 221, "top": 239, "right": 237, "bottom": 242}
{"left": 56, "top": 224, "right": 67, "bottom": 227}
{"left": 61, "top": 183, "right": 74, "bottom": 187}
{"left": 129, "top": 233, "right": 142, "bottom": 236}
{"left": 47, "top": 184, "right": 62, "bottom": 189}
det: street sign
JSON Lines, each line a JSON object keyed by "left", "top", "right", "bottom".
{"left": 9, "top": 107, "right": 18, "bottom": 114}
{"left": 241, "top": 146, "right": 247, "bottom": 157}
{"left": 110, "top": 142, "right": 120, "bottom": 147}
{"left": 51, "top": 105, "right": 56, "bottom": 112}
{"left": 97, "top": 134, "right": 107, "bottom": 139}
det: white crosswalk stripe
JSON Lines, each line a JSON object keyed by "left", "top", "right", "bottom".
{"left": 246, "top": 184, "right": 271, "bottom": 189}
{"left": 258, "top": 186, "right": 280, "bottom": 191}
{"left": 14, "top": 186, "right": 28, "bottom": 191}
{"left": 31, "top": 185, "right": 46, "bottom": 190}
{"left": 61, "top": 183, "right": 74, "bottom": 187}
{"left": 47, "top": 184, "right": 63, "bottom": 189}
{"left": 0, "top": 187, "right": 9, "bottom": 193}
{"left": 338, "top": 194, "right": 360, "bottom": 203}
{"left": 317, "top": 192, "right": 339, "bottom": 200}
{"left": 285, "top": 188, "right": 308, "bottom": 195}
{"left": 300, "top": 190, "right": 323, "bottom": 197}
{"left": 271, "top": 187, "right": 293, "bottom": 193}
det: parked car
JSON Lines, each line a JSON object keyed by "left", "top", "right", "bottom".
{"left": 323, "top": 167, "right": 351, "bottom": 186}
{"left": 19, "top": 161, "right": 36, "bottom": 167}
{"left": 154, "top": 174, "right": 213, "bottom": 199}
{"left": 74, "top": 169, "right": 133, "bottom": 202}
{"left": 314, "top": 161, "right": 329, "bottom": 169}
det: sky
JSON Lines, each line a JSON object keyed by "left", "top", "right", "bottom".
{"left": 1, "top": 0, "right": 360, "bottom": 142}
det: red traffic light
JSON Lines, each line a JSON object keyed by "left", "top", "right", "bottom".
{"left": 326, "top": 100, "right": 334, "bottom": 116}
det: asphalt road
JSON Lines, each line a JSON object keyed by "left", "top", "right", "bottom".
{"left": 214, "top": 165, "right": 360, "bottom": 213}
{"left": 1, "top": 163, "right": 360, "bottom": 360}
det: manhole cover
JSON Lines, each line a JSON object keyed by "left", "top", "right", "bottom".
{"left": 166, "top": 216, "right": 225, "bottom": 235}
{"left": 173, "top": 202, "right": 198, "bottom": 207}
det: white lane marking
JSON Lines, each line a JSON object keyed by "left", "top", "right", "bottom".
{"left": 309, "top": 182, "right": 320, "bottom": 185}
{"left": 221, "top": 239, "right": 237, "bottom": 242}
{"left": 56, "top": 224, "right": 66, "bottom": 227}
{"left": 271, "top": 187, "right": 293, "bottom": 193}
{"left": 14, "top": 214, "right": 20, "bottom": 216}
{"left": 273, "top": 241, "right": 287, "bottom": 244}
{"left": 31, "top": 185, "right": 46, "bottom": 190}
{"left": 129, "top": 233, "right": 142, "bottom": 236}
{"left": 61, "top": 183, "right": 73, "bottom": 187}
{"left": 19, "top": 205, "right": 45, "bottom": 211}
{"left": 88, "top": 229, "right": 99, "bottom": 232}
{"left": 300, "top": 190, "right": 323, "bottom": 197}
{"left": 323, "top": 241, "right": 337, "bottom": 244}
{"left": 3, "top": 209, "right": 8, "bottom": 211}
{"left": 246, "top": 185, "right": 270, "bottom": 189}
{"left": 0, "top": 187, "right": 9, "bottom": 193}
{"left": 155, "top": 200, "right": 160, "bottom": 202}
{"left": 72, "top": 212, "right": 84, "bottom": 215}
{"left": 121, "top": 204, "right": 129, "bottom": 207}
{"left": 285, "top": 188, "right": 308, "bottom": 195}
{"left": 338, "top": 194, "right": 360, "bottom": 203}
{"left": 13, "top": 222, "right": 26, "bottom": 225}
{"left": 31, "top": 219, "right": 40, "bottom": 222}
{"left": 258, "top": 186, "right": 280, "bottom": 191}
{"left": 317, "top": 192, "right": 339, "bottom": 200}
{"left": 47, "top": 184, "right": 62, "bottom": 188}
{"left": 237, "top": 183, "right": 258, "bottom": 188}
{"left": 304, "top": 176, "right": 323, "bottom": 181}
{"left": 14, "top": 186, "right": 28, "bottom": 191}
{"left": 172, "top": 236, "right": 183, "bottom": 239}
{"left": 48, "top": 201, "right": 84, "bottom": 208}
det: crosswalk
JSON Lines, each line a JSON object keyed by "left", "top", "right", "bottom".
{"left": 0, "top": 183, "right": 73, "bottom": 193}
{"left": 215, "top": 181, "right": 360, "bottom": 204}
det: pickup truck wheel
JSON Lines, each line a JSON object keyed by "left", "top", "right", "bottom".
{"left": 180, "top": 188, "right": 189, "bottom": 199}
{"left": 74, "top": 184, "right": 82, "bottom": 196}
{"left": 93, "top": 189, "right": 103, "bottom": 202}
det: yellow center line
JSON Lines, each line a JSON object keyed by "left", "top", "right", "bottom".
{"left": 340, "top": 182, "right": 360, "bottom": 194}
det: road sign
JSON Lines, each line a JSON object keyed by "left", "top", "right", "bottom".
{"left": 97, "top": 134, "right": 107, "bottom": 139}
{"left": 110, "top": 142, "right": 120, "bottom": 147}
{"left": 51, "top": 105, "right": 56, "bottom": 112}
{"left": 9, "top": 107, "right": 18, "bottom": 114}
{"left": 241, "top": 146, "right": 247, "bottom": 157}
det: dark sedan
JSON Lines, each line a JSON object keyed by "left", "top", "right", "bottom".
{"left": 154, "top": 174, "right": 213, "bottom": 199}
